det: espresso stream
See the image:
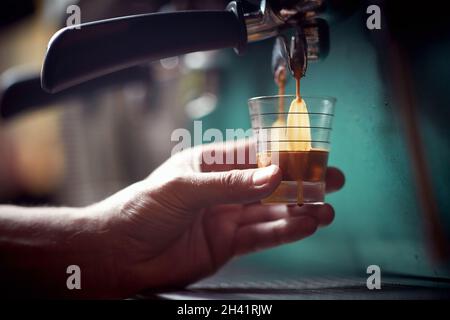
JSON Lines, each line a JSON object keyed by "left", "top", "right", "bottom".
{"left": 259, "top": 77, "right": 328, "bottom": 204}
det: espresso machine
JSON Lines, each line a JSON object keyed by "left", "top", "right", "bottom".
{"left": 40, "top": 0, "right": 355, "bottom": 93}
{"left": 0, "top": 0, "right": 358, "bottom": 118}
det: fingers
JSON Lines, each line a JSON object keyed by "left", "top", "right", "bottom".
{"left": 326, "top": 167, "right": 345, "bottom": 193}
{"left": 195, "top": 141, "right": 345, "bottom": 193}
{"left": 233, "top": 216, "right": 318, "bottom": 255}
{"left": 178, "top": 165, "right": 282, "bottom": 208}
{"left": 287, "top": 203, "right": 335, "bottom": 227}
{"left": 238, "top": 204, "right": 290, "bottom": 226}
{"left": 197, "top": 139, "right": 256, "bottom": 173}
{"left": 238, "top": 203, "right": 334, "bottom": 227}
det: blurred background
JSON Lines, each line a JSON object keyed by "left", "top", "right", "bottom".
{"left": 0, "top": 0, "right": 449, "bottom": 289}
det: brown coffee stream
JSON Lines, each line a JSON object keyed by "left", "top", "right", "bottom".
{"left": 268, "top": 76, "right": 317, "bottom": 204}
{"left": 295, "top": 77, "right": 301, "bottom": 101}
{"left": 274, "top": 68, "right": 286, "bottom": 126}
{"left": 287, "top": 78, "right": 312, "bottom": 152}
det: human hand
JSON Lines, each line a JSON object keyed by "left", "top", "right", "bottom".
{"left": 89, "top": 141, "right": 345, "bottom": 297}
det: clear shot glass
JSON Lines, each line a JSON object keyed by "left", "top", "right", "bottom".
{"left": 248, "top": 95, "right": 336, "bottom": 205}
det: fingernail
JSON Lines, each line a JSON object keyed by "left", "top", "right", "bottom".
{"left": 252, "top": 165, "right": 278, "bottom": 186}
{"left": 318, "top": 203, "right": 335, "bottom": 226}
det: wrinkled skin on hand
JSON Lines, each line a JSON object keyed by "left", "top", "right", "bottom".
{"left": 92, "top": 141, "right": 345, "bottom": 297}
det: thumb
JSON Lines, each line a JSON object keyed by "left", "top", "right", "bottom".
{"left": 178, "top": 165, "right": 282, "bottom": 208}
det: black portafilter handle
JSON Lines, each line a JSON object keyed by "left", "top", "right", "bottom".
{"left": 41, "top": 1, "right": 246, "bottom": 93}
{"left": 1, "top": 66, "right": 151, "bottom": 119}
